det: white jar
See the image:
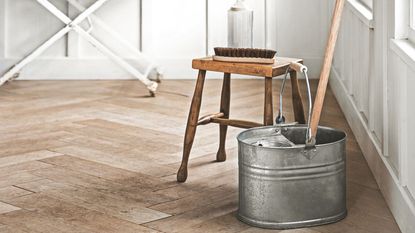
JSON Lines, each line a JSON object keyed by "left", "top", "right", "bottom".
{"left": 228, "top": 0, "right": 253, "bottom": 48}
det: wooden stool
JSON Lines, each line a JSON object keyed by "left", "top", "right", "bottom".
{"left": 177, "top": 57, "right": 306, "bottom": 182}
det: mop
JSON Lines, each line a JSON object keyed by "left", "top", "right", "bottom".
{"left": 253, "top": 0, "right": 345, "bottom": 148}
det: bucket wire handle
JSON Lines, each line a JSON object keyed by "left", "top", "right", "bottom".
{"left": 277, "top": 62, "right": 314, "bottom": 145}
{"left": 275, "top": 68, "right": 289, "bottom": 124}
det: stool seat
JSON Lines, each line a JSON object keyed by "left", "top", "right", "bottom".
{"left": 177, "top": 56, "right": 306, "bottom": 182}
{"left": 193, "top": 57, "right": 303, "bottom": 78}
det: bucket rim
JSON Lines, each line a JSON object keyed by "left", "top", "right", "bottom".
{"left": 237, "top": 125, "right": 347, "bottom": 150}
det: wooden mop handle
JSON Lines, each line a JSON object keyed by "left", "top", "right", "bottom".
{"left": 309, "top": 0, "right": 345, "bottom": 138}
{"left": 289, "top": 62, "right": 308, "bottom": 73}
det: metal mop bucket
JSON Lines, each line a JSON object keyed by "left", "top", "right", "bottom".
{"left": 237, "top": 125, "right": 347, "bottom": 229}
{"left": 237, "top": 0, "right": 346, "bottom": 229}
{"left": 237, "top": 61, "right": 347, "bottom": 229}
{"left": 236, "top": 59, "right": 347, "bottom": 229}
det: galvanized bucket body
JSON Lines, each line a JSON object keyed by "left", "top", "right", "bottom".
{"left": 237, "top": 125, "right": 347, "bottom": 229}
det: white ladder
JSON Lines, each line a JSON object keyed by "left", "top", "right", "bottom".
{"left": 0, "top": 0, "right": 160, "bottom": 96}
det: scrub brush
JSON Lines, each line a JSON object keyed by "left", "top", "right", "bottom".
{"left": 213, "top": 47, "right": 277, "bottom": 64}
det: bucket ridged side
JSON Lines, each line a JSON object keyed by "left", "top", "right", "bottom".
{"left": 237, "top": 125, "right": 347, "bottom": 229}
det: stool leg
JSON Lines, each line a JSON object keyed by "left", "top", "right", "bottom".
{"left": 290, "top": 70, "right": 306, "bottom": 124}
{"left": 177, "top": 70, "right": 206, "bottom": 183}
{"left": 216, "top": 73, "right": 231, "bottom": 162}
{"left": 264, "top": 78, "right": 274, "bottom": 125}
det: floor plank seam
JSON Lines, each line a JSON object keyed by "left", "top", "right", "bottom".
{"left": 0, "top": 80, "right": 401, "bottom": 233}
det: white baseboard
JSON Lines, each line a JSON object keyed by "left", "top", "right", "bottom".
{"left": 330, "top": 68, "right": 415, "bottom": 233}
{"left": 0, "top": 58, "right": 136, "bottom": 80}
{"left": 0, "top": 57, "right": 323, "bottom": 80}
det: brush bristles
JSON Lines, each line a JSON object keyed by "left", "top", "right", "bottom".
{"left": 214, "top": 47, "right": 276, "bottom": 59}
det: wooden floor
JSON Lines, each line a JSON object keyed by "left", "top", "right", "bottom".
{"left": 0, "top": 79, "right": 401, "bottom": 233}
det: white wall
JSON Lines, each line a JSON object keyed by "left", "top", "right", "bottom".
{"left": 1, "top": 0, "right": 415, "bottom": 231}
{"left": 0, "top": 0, "right": 329, "bottom": 79}
{"left": 330, "top": 1, "right": 415, "bottom": 232}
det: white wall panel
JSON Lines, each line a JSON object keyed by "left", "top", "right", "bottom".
{"left": 333, "top": 7, "right": 345, "bottom": 81}
{"left": 0, "top": 0, "right": 144, "bottom": 79}
{"left": 274, "top": 0, "right": 329, "bottom": 78}
{"left": 387, "top": 51, "right": 406, "bottom": 175}
{"left": 368, "top": 19, "right": 382, "bottom": 144}
{"left": 0, "top": 0, "right": 6, "bottom": 57}
{"left": 351, "top": 15, "right": 360, "bottom": 110}
{"left": 265, "top": 0, "right": 277, "bottom": 50}
{"left": 77, "top": 0, "right": 141, "bottom": 58}
{"left": 207, "top": 0, "right": 266, "bottom": 54}
{"left": 343, "top": 8, "right": 354, "bottom": 93}
{"left": 357, "top": 20, "right": 370, "bottom": 120}
{"left": 406, "top": 67, "right": 415, "bottom": 197}
{"left": 141, "top": 0, "right": 206, "bottom": 78}
{"left": 334, "top": 3, "right": 373, "bottom": 124}
{"left": 331, "top": 2, "right": 415, "bottom": 232}
{"left": 274, "top": 0, "right": 328, "bottom": 57}
{"left": 6, "top": 0, "right": 67, "bottom": 57}
{"left": 0, "top": 0, "right": 330, "bottom": 79}
{"left": 332, "top": 0, "right": 385, "bottom": 174}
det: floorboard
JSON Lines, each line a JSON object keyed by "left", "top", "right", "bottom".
{"left": 0, "top": 80, "right": 401, "bottom": 233}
